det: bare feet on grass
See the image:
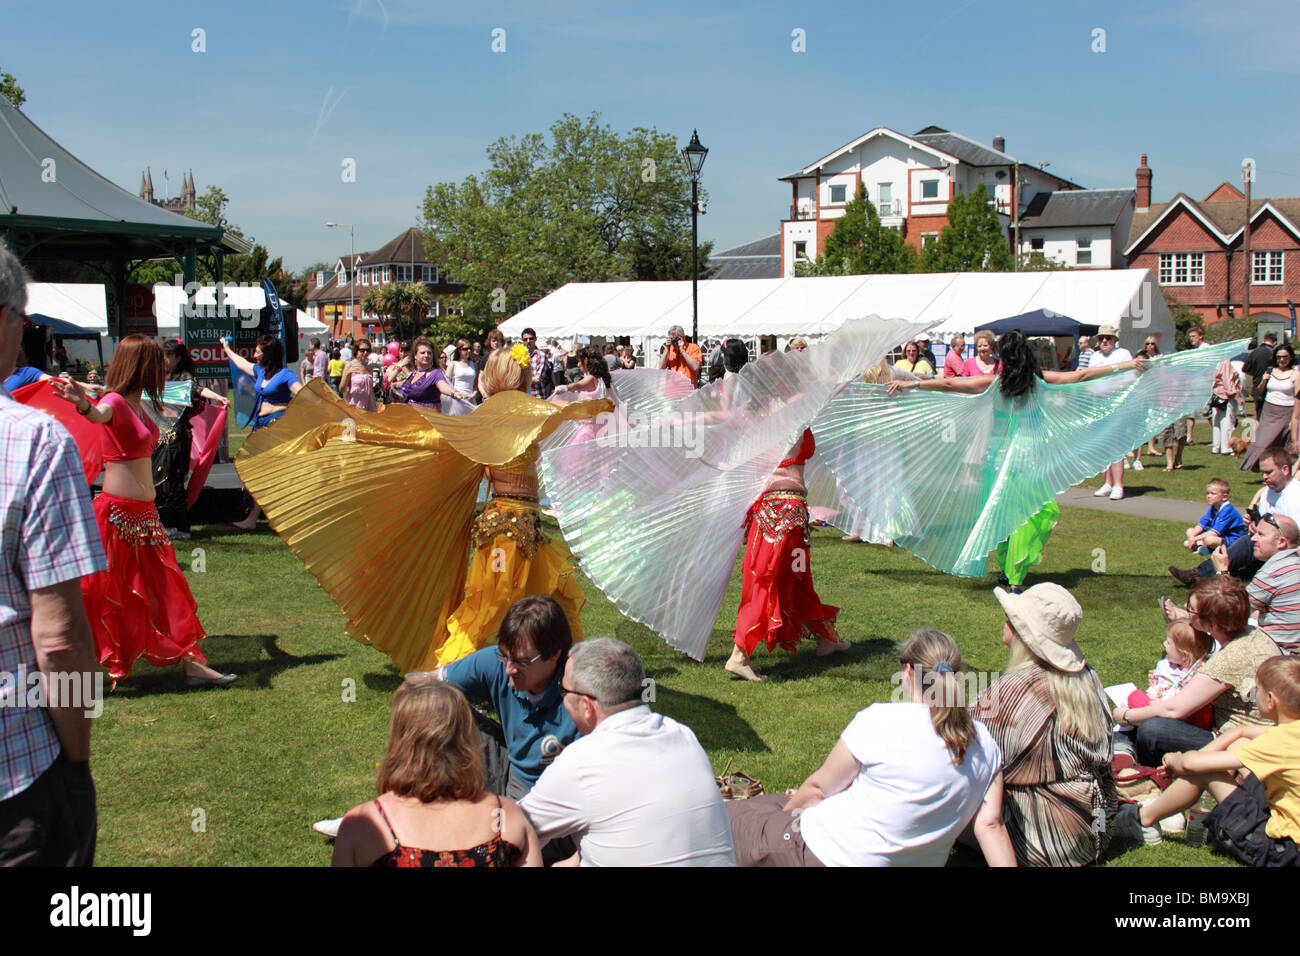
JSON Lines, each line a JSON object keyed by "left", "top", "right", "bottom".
{"left": 725, "top": 646, "right": 765, "bottom": 682}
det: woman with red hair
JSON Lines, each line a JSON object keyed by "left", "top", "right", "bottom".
{"left": 52, "top": 335, "right": 233, "bottom": 687}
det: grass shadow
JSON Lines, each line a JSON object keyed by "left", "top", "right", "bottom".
{"left": 652, "top": 685, "right": 767, "bottom": 753}
{"left": 108, "top": 634, "right": 344, "bottom": 698}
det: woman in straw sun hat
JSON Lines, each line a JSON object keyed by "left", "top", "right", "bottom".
{"left": 973, "top": 583, "right": 1118, "bottom": 866}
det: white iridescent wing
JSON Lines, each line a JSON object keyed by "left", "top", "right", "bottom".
{"left": 540, "top": 316, "right": 934, "bottom": 660}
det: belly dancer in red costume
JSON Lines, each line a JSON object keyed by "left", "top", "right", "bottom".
{"left": 52, "top": 335, "right": 234, "bottom": 688}
{"left": 726, "top": 427, "right": 849, "bottom": 681}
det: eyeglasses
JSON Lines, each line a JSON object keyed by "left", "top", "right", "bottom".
{"left": 560, "top": 685, "right": 595, "bottom": 701}
{"left": 495, "top": 649, "right": 544, "bottom": 668}
{"left": 1183, "top": 601, "right": 1202, "bottom": 621}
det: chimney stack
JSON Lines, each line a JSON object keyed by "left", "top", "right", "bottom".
{"left": 1135, "top": 154, "right": 1152, "bottom": 213}
{"left": 992, "top": 135, "right": 1005, "bottom": 153}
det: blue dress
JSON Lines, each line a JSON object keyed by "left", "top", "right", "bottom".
{"left": 253, "top": 366, "right": 299, "bottom": 430}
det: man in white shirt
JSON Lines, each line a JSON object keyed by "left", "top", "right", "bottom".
{"left": 1088, "top": 325, "right": 1135, "bottom": 501}
{"left": 519, "top": 638, "right": 736, "bottom": 867}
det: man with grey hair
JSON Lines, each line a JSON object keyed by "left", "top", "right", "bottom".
{"left": 519, "top": 638, "right": 735, "bottom": 866}
{"left": 0, "top": 244, "right": 105, "bottom": 864}
{"left": 659, "top": 324, "right": 702, "bottom": 388}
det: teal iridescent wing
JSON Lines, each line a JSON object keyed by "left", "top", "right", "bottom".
{"left": 812, "top": 340, "right": 1247, "bottom": 577}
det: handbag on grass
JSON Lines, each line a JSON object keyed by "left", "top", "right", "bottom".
{"left": 1114, "top": 760, "right": 1171, "bottom": 803}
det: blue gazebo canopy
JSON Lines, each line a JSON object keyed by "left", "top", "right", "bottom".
{"left": 976, "top": 309, "right": 1099, "bottom": 338}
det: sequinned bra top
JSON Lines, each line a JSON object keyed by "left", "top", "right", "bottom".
{"left": 370, "top": 796, "right": 522, "bottom": 868}
{"left": 778, "top": 429, "right": 815, "bottom": 468}
{"left": 99, "top": 391, "right": 159, "bottom": 462}
{"left": 488, "top": 443, "right": 540, "bottom": 497}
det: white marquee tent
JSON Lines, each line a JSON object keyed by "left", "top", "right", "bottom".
{"left": 499, "top": 270, "right": 1174, "bottom": 358}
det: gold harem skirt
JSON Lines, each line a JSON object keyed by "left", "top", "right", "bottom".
{"left": 436, "top": 497, "right": 587, "bottom": 666}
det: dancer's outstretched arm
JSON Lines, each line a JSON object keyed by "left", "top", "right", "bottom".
{"left": 887, "top": 374, "right": 995, "bottom": 394}
{"left": 1042, "top": 355, "right": 1148, "bottom": 384}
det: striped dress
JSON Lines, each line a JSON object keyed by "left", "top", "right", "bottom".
{"left": 975, "top": 665, "right": 1118, "bottom": 867}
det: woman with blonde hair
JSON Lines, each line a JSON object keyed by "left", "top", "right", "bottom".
{"left": 234, "top": 345, "right": 611, "bottom": 673}
{"left": 974, "top": 583, "right": 1117, "bottom": 866}
{"left": 727, "top": 628, "right": 1013, "bottom": 866}
{"left": 333, "top": 676, "right": 540, "bottom": 866}
{"left": 895, "top": 340, "right": 934, "bottom": 379}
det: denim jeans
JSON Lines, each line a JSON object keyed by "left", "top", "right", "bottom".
{"left": 1195, "top": 534, "right": 1260, "bottom": 579}
{"left": 1135, "top": 717, "right": 1214, "bottom": 766}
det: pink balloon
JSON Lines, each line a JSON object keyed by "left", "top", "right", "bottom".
{"left": 382, "top": 353, "right": 396, "bottom": 366}
{"left": 387, "top": 341, "right": 401, "bottom": 355}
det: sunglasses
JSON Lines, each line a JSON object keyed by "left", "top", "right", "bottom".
{"left": 1259, "top": 513, "right": 1281, "bottom": 532}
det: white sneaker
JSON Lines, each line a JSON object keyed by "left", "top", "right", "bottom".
{"left": 312, "top": 817, "right": 343, "bottom": 838}
{"left": 1110, "top": 486, "right": 1124, "bottom": 501}
{"left": 1094, "top": 483, "right": 1113, "bottom": 497}
{"left": 1133, "top": 459, "right": 1144, "bottom": 471}
{"left": 1123, "top": 459, "right": 1131, "bottom": 470}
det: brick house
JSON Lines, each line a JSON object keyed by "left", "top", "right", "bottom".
{"left": 778, "top": 126, "right": 1081, "bottom": 277}
{"left": 305, "top": 227, "right": 462, "bottom": 340}
{"left": 1124, "top": 156, "right": 1300, "bottom": 326}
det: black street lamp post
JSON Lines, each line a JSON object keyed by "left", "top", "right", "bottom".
{"left": 681, "top": 130, "right": 708, "bottom": 357}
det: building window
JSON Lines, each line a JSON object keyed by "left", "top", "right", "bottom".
{"left": 921, "top": 179, "right": 939, "bottom": 200}
{"left": 922, "top": 233, "right": 938, "bottom": 249}
{"left": 423, "top": 265, "right": 438, "bottom": 283}
{"left": 427, "top": 299, "right": 441, "bottom": 319}
{"left": 337, "top": 268, "right": 348, "bottom": 286}
{"left": 396, "top": 264, "right": 413, "bottom": 283}
{"left": 794, "top": 240, "right": 808, "bottom": 261}
{"left": 829, "top": 184, "right": 846, "bottom": 203}
{"left": 382, "top": 266, "right": 391, "bottom": 283}
{"left": 1030, "top": 237, "right": 1044, "bottom": 251}
{"left": 1254, "top": 250, "right": 1283, "bottom": 284}
{"left": 1076, "top": 237, "right": 1092, "bottom": 266}
{"left": 1158, "top": 252, "right": 1204, "bottom": 285}
{"left": 878, "top": 183, "right": 893, "bottom": 216}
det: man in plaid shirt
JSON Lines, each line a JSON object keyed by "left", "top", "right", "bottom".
{"left": 521, "top": 327, "right": 552, "bottom": 399}
{"left": 0, "top": 246, "right": 104, "bottom": 865}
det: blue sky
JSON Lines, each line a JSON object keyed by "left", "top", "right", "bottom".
{"left": 7, "top": 0, "right": 1299, "bottom": 270}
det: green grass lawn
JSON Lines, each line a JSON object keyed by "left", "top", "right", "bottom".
{"left": 89, "top": 500, "right": 1252, "bottom": 866}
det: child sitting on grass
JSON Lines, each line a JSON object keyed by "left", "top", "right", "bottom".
{"left": 1114, "top": 656, "right": 1300, "bottom": 866}
{"left": 1126, "top": 622, "right": 1215, "bottom": 730}
{"left": 1184, "top": 479, "right": 1245, "bottom": 555}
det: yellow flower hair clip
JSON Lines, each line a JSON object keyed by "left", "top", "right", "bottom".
{"left": 509, "top": 343, "right": 530, "bottom": 369}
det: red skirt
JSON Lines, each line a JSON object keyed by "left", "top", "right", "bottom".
{"left": 733, "top": 492, "right": 838, "bottom": 655}
{"left": 82, "top": 493, "right": 206, "bottom": 682}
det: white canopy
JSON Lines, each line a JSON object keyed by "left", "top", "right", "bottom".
{"left": 26, "top": 283, "right": 108, "bottom": 330}
{"left": 499, "top": 270, "right": 1174, "bottom": 356}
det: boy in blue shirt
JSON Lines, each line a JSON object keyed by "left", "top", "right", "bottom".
{"left": 1185, "top": 478, "right": 1245, "bottom": 554}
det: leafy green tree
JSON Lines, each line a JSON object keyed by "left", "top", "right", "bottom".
{"left": 797, "top": 183, "right": 918, "bottom": 276}
{"left": 423, "top": 112, "right": 709, "bottom": 333}
{"left": 1, "top": 70, "right": 25, "bottom": 108}
{"left": 922, "top": 184, "right": 1014, "bottom": 272}
{"left": 1015, "top": 251, "right": 1069, "bottom": 271}
{"left": 628, "top": 233, "right": 714, "bottom": 281}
